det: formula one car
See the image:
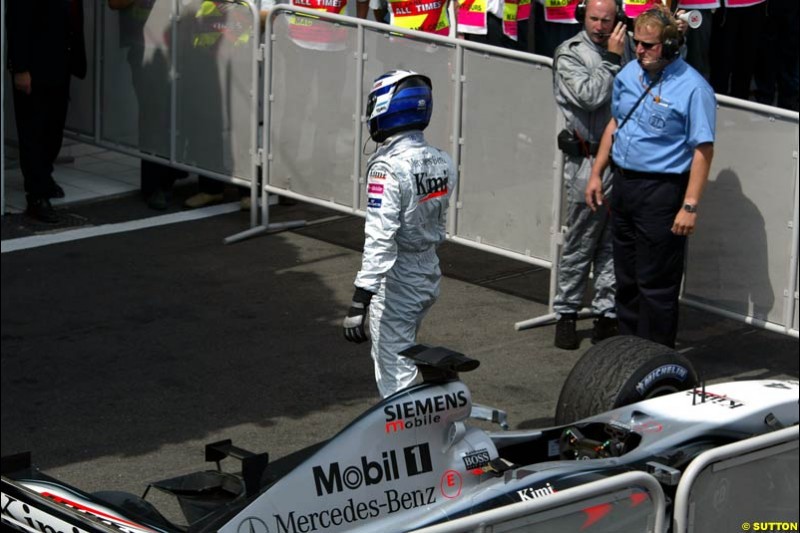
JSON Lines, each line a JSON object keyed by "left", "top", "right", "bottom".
{"left": 2, "top": 336, "right": 798, "bottom": 533}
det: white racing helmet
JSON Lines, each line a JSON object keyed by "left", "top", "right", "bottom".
{"left": 366, "top": 69, "right": 433, "bottom": 143}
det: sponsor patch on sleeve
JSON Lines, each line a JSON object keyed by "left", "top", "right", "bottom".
{"left": 368, "top": 183, "right": 384, "bottom": 195}
{"left": 368, "top": 197, "right": 382, "bottom": 209}
{"left": 368, "top": 169, "right": 387, "bottom": 180}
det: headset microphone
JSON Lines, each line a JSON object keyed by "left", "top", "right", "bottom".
{"left": 639, "top": 57, "right": 665, "bottom": 67}
{"left": 677, "top": 10, "right": 702, "bottom": 29}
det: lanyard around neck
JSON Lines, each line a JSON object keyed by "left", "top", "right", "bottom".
{"left": 618, "top": 71, "right": 662, "bottom": 132}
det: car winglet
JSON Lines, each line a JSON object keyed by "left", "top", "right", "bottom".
{"left": 400, "top": 344, "right": 480, "bottom": 382}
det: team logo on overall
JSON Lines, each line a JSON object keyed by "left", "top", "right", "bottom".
{"left": 413, "top": 172, "right": 448, "bottom": 202}
{"left": 369, "top": 169, "right": 387, "bottom": 180}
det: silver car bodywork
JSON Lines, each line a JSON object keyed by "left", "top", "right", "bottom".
{"left": 2, "top": 351, "right": 798, "bottom": 533}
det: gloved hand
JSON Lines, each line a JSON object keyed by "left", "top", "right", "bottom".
{"left": 343, "top": 287, "right": 374, "bottom": 344}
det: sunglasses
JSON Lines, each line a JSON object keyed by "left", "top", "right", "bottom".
{"left": 632, "top": 38, "right": 661, "bottom": 50}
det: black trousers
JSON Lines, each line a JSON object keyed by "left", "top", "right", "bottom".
{"left": 464, "top": 14, "right": 522, "bottom": 51}
{"left": 683, "top": 9, "right": 713, "bottom": 81}
{"left": 753, "top": 0, "right": 799, "bottom": 111}
{"left": 140, "top": 160, "right": 187, "bottom": 198}
{"left": 12, "top": 79, "right": 70, "bottom": 201}
{"left": 533, "top": 2, "right": 580, "bottom": 58}
{"left": 611, "top": 169, "right": 688, "bottom": 348}
{"left": 709, "top": 3, "right": 767, "bottom": 99}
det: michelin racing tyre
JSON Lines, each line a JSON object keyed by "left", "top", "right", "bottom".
{"left": 554, "top": 335, "right": 699, "bottom": 425}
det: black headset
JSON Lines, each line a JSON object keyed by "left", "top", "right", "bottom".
{"left": 574, "top": 0, "right": 626, "bottom": 25}
{"left": 642, "top": 7, "right": 682, "bottom": 60}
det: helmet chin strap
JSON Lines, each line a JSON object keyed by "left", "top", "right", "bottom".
{"left": 362, "top": 135, "right": 377, "bottom": 156}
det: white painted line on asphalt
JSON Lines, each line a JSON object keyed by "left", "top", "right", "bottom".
{"left": 1, "top": 202, "right": 241, "bottom": 254}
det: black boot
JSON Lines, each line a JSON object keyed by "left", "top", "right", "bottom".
{"left": 26, "top": 197, "right": 59, "bottom": 224}
{"left": 45, "top": 179, "right": 65, "bottom": 199}
{"left": 146, "top": 189, "right": 169, "bottom": 210}
{"left": 554, "top": 313, "right": 579, "bottom": 350}
{"left": 591, "top": 316, "right": 619, "bottom": 344}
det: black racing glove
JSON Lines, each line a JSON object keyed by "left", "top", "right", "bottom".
{"left": 343, "top": 287, "right": 374, "bottom": 344}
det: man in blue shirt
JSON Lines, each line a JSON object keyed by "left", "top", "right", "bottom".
{"left": 585, "top": 6, "right": 715, "bottom": 348}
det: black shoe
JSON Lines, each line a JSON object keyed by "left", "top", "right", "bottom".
{"left": 591, "top": 316, "right": 619, "bottom": 344}
{"left": 146, "top": 190, "right": 169, "bottom": 210}
{"left": 554, "top": 313, "right": 579, "bottom": 350}
{"left": 45, "top": 182, "right": 65, "bottom": 199}
{"left": 26, "top": 198, "right": 60, "bottom": 224}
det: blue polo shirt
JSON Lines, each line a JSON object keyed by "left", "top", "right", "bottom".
{"left": 611, "top": 58, "right": 716, "bottom": 174}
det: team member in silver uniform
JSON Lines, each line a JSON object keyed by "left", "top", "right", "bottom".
{"left": 343, "top": 70, "right": 457, "bottom": 398}
{"left": 551, "top": 0, "right": 630, "bottom": 350}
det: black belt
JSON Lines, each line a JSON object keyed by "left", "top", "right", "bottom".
{"left": 612, "top": 161, "right": 688, "bottom": 181}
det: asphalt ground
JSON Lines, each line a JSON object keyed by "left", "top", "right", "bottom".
{"left": 2, "top": 186, "right": 798, "bottom": 521}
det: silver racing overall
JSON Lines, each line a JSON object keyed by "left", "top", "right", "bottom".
{"left": 553, "top": 30, "right": 624, "bottom": 321}
{"left": 356, "top": 132, "right": 455, "bottom": 397}
{"left": 343, "top": 70, "right": 457, "bottom": 397}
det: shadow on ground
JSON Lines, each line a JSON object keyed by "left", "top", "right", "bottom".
{"left": 1, "top": 197, "right": 797, "bottom": 494}
{"left": 1, "top": 204, "right": 373, "bottom": 471}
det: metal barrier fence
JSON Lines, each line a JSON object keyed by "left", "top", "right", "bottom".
{"left": 410, "top": 471, "right": 666, "bottom": 533}
{"left": 408, "top": 428, "right": 799, "bottom": 532}
{"left": 254, "top": 4, "right": 560, "bottom": 272}
{"left": 1, "top": 0, "right": 262, "bottom": 225}
{"left": 2, "top": 1, "right": 798, "bottom": 338}
{"left": 257, "top": 5, "right": 799, "bottom": 338}
{"left": 673, "top": 425, "right": 799, "bottom": 533}
{"left": 682, "top": 96, "right": 800, "bottom": 337}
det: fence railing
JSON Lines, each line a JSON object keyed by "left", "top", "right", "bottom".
{"left": 672, "top": 425, "right": 799, "bottom": 533}
{"left": 2, "top": 0, "right": 798, "bottom": 338}
{"left": 410, "top": 470, "right": 666, "bottom": 533}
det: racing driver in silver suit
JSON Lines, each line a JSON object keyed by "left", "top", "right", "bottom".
{"left": 343, "top": 70, "right": 457, "bottom": 398}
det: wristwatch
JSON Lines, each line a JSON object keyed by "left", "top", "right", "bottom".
{"left": 683, "top": 203, "right": 698, "bottom": 213}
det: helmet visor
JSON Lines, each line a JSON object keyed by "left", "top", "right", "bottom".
{"left": 366, "top": 70, "right": 418, "bottom": 120}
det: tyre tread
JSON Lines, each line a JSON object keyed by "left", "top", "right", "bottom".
{"left": 554, "top": 336, "right": 696, "bottom": 425}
